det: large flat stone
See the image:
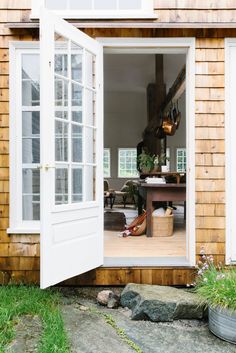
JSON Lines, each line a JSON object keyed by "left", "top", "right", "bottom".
{"left": 62, "top": 304, "right": 134, "bottom": 353}
{"left": 5, "top": 315, "right": 42, "bottom": 353}
{"left": 120, "top": 283, "right": 207, "bottom": 322}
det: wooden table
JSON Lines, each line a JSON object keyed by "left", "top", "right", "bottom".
{"left": 138, "top": 183, "right": 186, "bottom": 237}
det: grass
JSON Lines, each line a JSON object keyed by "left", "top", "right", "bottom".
{"left": 0, "top": 285, "right": 70, "bottom": 353}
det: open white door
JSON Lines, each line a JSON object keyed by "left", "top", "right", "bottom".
{"left": 40, "top": 10, "right": 103, "bottom": 288}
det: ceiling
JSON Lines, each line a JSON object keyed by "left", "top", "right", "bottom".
{"left": 104, "top": 53, "right": 186, "bottom": 93}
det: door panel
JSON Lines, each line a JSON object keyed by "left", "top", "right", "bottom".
{"left": 40, "top": 9, "right": 103, "bottom": 288}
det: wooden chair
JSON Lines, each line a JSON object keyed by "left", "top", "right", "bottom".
{"left": 115, "top": 180, "right": 137, "bottom": 208}
{"left": 104, "top": 180, "right": 115, "bottom": 209}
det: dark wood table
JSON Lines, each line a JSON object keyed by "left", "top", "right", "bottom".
{"left": 138, "top": 183, "right": 186, "bottom": 237}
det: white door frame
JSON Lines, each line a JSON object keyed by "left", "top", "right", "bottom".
{"left": 98, "top": 37, "right": 196, "bottom": 267}
{"left": 225, "top": 38, "right": 236, "bottom": 264}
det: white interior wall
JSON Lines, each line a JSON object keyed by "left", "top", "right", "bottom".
{"left": 104, "top": 53, "right": 186, "bottom": 190}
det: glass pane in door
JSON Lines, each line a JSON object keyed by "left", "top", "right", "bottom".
{"left": 55, "top": 167, "right": 68, "bottom": 204}
{"left": 54, "top": 32, "right": 97, "bottom": 205}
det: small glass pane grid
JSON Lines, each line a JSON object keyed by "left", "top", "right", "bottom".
{"left": 54, "top": 33, "right": 97, "bottom": 205}
{"left": 45, "top": 0, "right": 142, "bottom": 10}
{"left": 103, "top": 148, "right": 110, "bottom": 178}
{"left": 118, "top": 148, "right": 138, "bottom": 178}
{"left": 176, "top": 148, "right": 186, "bottom": 172}
{"left": 21, "top": 54, "right": 40, "bottom": 220}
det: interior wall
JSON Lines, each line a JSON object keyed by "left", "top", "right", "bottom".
{"left": 166, "top": 93, "right": 186, "bottom": 171}
{"left": 104, "top": 91, "right": 146, "bottom": 190}
{"left": 104, "top": 54, "right": 155, "bottom": 190}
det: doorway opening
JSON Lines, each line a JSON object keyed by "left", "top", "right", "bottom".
{"left": 102, "top": 43, "right": 194, "bottom": 267}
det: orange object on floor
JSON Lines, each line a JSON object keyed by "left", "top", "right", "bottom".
{"left": 130, "top": 217, "right": 147, "bottom": 236}
{"left": 126, "top": 210, "right": 146, "bottom": 231}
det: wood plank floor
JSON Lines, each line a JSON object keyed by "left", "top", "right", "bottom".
{"left": 104, "top": 224, "right": 186, "bottom": 258}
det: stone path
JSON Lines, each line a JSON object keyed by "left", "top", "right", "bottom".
{"left": 61, "top": 287, "right": 236, "bottom": 353}
{"left": 5, "top": 287, "right": 236, "bottom": 353}
{"left": 5, "top": 315, "right": 42, "bottom": 353}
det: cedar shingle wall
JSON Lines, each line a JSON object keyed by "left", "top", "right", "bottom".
{"left": 0, "top": 0, "right": 231, "bottom": 285}
{"left": 154, "top": 0, "right": 236, "bottom": 22}
{"left": 195, "top": 38, "right": 225, "bottom": 264}
{"left": 0, "top": 0, "right": 40, "bottom": 284}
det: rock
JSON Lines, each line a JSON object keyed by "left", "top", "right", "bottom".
{"left": 97, "top": 290, "right": 114, "bottom": 306}
{"left": 97, "top": 290, "right": 120, "bottom": 308}
{"left": 62, "top": 305, "right": 134, "bottom": 353}
{"left": 107, "top": 294, "right": 120, "bottom": 309}
{"left": 120, "top": 283, "right": 207, "bottom": 322}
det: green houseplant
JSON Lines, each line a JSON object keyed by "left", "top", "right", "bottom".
{"left": 138, "top": 151, "right": 155, "bottom": 173}
{"left": 194, "top": 249, "right": 236, "bottom": 344}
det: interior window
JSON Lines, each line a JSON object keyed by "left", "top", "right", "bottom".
{"left": 103, "top": 148, "right": 111, "bottom": 178}
{"left": 118, "top": 148, "right": 139, "bottom": 178}
{"left": 176, "top": 148, "right": 186, "bottom": 173}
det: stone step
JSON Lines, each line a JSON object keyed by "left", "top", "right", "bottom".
{"left": 120, "top": 283, "right": 207, "bottom": 322}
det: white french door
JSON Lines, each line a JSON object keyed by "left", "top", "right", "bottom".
{"left": 40, "top": 9, "right": 103, "bottom": 288}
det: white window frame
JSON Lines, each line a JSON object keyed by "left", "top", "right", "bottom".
{"left": 8, "top": 42, "right": 40, "bottom": 234}
{"left": 118, "top": 148, "right": 138, "bottom": 178}
{"left": 225, "top": 38, "right": 236, "bottom": 264}
{"left": 31, "top": 0, "right": 156, "bottom": 19}
{"left": 103, "top": 148, "right": 111, "bottom": 178}
{"left": 176, "top": 147, "right": 186, "bottom": 173}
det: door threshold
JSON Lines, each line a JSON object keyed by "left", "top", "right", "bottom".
{"left": 103, "top": 256, "right": 192, "bottom": 267}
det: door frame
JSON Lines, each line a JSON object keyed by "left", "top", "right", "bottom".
{"left": 98, "top": 37, "right": 196, "bottom": 267}
{"left": 225, "top": 38, "right": 236, "bottom": 264}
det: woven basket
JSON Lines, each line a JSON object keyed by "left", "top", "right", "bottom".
{"left": 152, "top": 214, "right": 174, "bottom": 237}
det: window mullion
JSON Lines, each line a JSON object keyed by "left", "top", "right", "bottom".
{"left": 68, "top": 40, "right": 72, "bottom": 205}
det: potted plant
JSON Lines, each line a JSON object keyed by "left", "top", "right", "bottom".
{"left": 138, "top": 151, "right": 155, "bottom": 173}
{"left": 194, "top": 249, "right": 236, "bottom": 344}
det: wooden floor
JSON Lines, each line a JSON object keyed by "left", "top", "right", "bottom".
{"left": 104, "top": 223, "right": 186, "bottom": 258}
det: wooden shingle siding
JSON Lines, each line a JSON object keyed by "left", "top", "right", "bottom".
{"left": 0, "top": 1, "right": 232, "bottom": 285}
{"left": 0, "top": 0, "right": 31, "bottom": 9}
{"left": 195, "top": 37, "right": 225, "bottom": 262}
{"left": 154, "top": 0, "right": 236, "bottom": 10}
{"left": 154, "top": 1, "right": 236, "bottom": 23}
{"left": 0, "top": 0, "right": 39, "bottom": 284}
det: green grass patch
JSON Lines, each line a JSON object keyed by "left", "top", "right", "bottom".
{"left": 0, "top": 285, "right": 70, "bottom": 353}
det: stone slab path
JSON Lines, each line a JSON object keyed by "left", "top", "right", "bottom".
{"left": 5, "top": 287, "right": 236, "bottom": 353}
{"left": 60, "top": 287, "right": 236, "bottom": 353}
{"left": 5, "top": 315, "right": 42, "bottom": 353}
